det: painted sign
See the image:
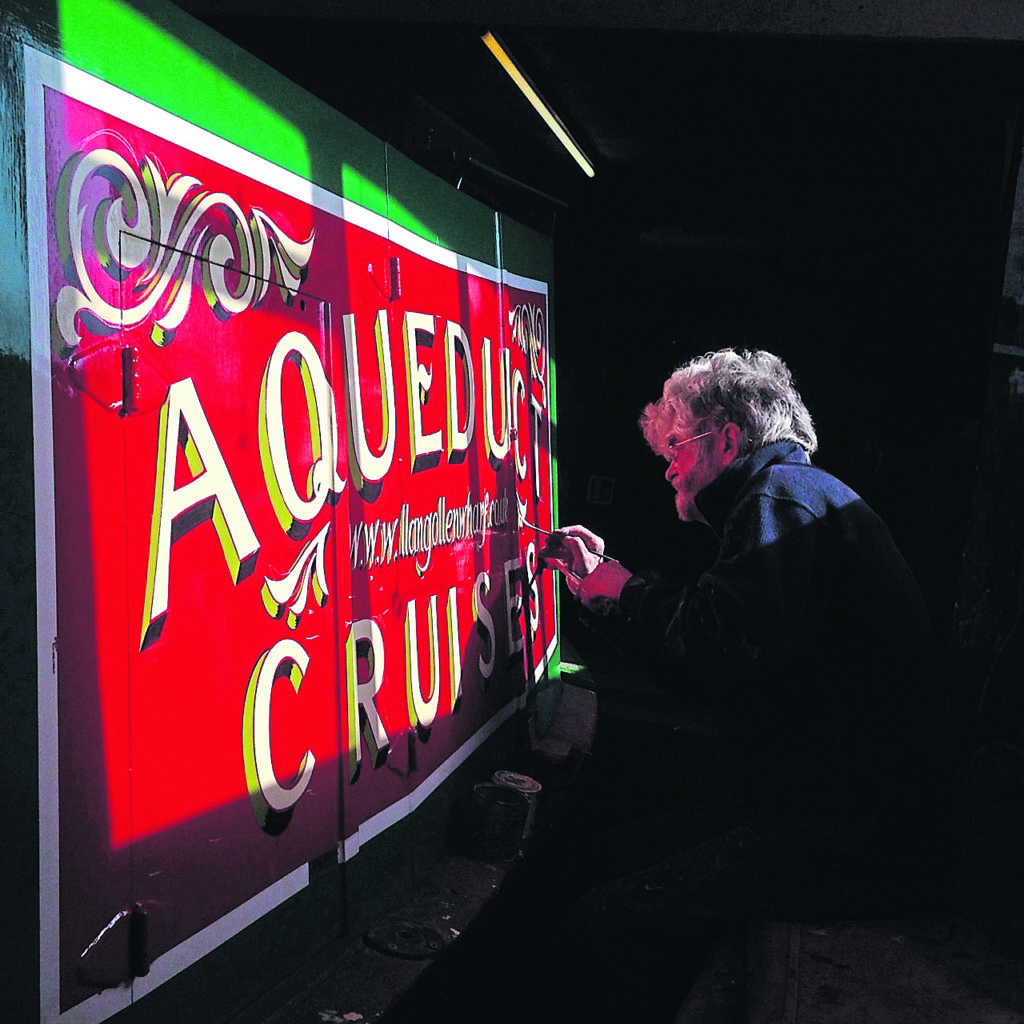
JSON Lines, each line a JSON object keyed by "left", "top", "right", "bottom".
{"left": 27, "top": 51, "right": 556, "bottom": 1022}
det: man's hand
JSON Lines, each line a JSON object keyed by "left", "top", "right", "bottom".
{"left": 539, "top": 524, "right": 634, "bottom": 612}
{"left": 538, "top": 524, "right": 605, "bottom": 581}
{"left": 577, "top": 559, "right": 634, "bottom": 612}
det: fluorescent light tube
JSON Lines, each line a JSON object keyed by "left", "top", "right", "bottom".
{"left": 482, "top": 31, "right": 595, "bottom": 178}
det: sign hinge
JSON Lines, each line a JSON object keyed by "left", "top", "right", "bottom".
{"left": 389, "top": 256, "right": 402, "bottom": 300}
{"left": 130, "top": 903, "right": 150, "bottom": 978}
{"left": 120, "top": 346, "right": 135, "bottom": 417}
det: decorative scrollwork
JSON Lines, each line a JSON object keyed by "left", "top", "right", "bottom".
{"left": 261, "top": 522, "right": 332, "bottom": 628}
{"left": 53, "top": 134, "right": 315, "bottom": 355}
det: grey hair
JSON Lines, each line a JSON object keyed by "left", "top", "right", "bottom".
{"left": 639, "top": 349, "right": 818, "bottom": 456}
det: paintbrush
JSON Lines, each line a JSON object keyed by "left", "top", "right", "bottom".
{"left": 519, "top": 517, "right": 614, "bottom": 564}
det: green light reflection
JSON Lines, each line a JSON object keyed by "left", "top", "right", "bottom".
{"left": 58, "top": 0, "right": 311, "bottom": 181}
{"left": 56, "top": 0, "right": 436, "bottom": 242}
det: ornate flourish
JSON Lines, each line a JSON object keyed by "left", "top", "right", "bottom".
{"left": 261, "top": 523, "right": 332, "bottom": 628}
{"left": 53, "top": 135, "right": 315, "bottom": 355}
{"left": 510, "top": 301, "right": 547, "bottom": 385}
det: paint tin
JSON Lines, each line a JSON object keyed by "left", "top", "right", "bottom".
{"left": 468, "top": 783, "right": 529, "bottom": 862}
{"left": 492, "top": 770, "right": 542, "bottom": 838}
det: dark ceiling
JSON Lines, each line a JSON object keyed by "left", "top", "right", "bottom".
{"left": 171, "top": 6, "right": 1024, "bottom": 220}
{"left": 170, "top": 5, "right": 1024, "bottom": 284}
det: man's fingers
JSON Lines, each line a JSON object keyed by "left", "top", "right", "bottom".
{"left": 541, "top": 533, "right": 592, "bottom": 576}
{"left": 558, "top": 524, "right": 605, "bottom": 556}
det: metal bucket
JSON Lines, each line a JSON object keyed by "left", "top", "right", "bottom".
{"left": 467, "top": 782, "right": 529, "bottom": 862}
{"left": 492, "top": 770, "right": 542, "bottom": 838}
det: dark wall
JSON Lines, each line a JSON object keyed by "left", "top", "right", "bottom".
{"left": 552, "top": 38, "right": 1024, "bottom": 658}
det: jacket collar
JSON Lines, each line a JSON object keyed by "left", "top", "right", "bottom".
{"left": 695, "top": 441, "right": 810, "bottom": 535}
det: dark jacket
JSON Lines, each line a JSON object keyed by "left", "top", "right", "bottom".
{"left": 617, "top": 441, "right": 944, "bottom": 823}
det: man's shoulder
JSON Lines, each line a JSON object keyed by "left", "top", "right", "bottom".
{"left": 747, "top": 457, "right": 860, "bottom": 512}
{"left": 702, "top": 443, "right": 859, "bottom": 528}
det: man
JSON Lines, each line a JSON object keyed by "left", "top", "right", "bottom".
{"left": 541, "top": 348, "right": 951, "bottom": 1019}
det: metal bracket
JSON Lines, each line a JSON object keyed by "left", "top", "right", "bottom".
{"left": 66, "top": 343, "right": 167, "bottom": 416}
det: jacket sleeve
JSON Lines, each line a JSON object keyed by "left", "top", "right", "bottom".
{"left": 617, "top": 490, "right": 832, "bottom": 695}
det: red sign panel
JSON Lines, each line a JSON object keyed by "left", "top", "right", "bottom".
{"left": 31, "top": 57, "right": 555, "bottom": 1018}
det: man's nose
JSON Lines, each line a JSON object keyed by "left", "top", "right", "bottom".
{"left": 665, "top": 460, "right": 677, "bottom": 482}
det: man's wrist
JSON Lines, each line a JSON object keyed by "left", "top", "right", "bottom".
{"left": 616, "top": 573, "right": 647, "bottom": 617}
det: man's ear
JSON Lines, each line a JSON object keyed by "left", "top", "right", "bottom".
{"left": 721, "top": 422, "right": 744, "bottom": 465}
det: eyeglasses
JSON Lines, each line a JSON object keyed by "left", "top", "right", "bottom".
{"left": 665, "top": 430, "right": 713, "bottom": 460}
